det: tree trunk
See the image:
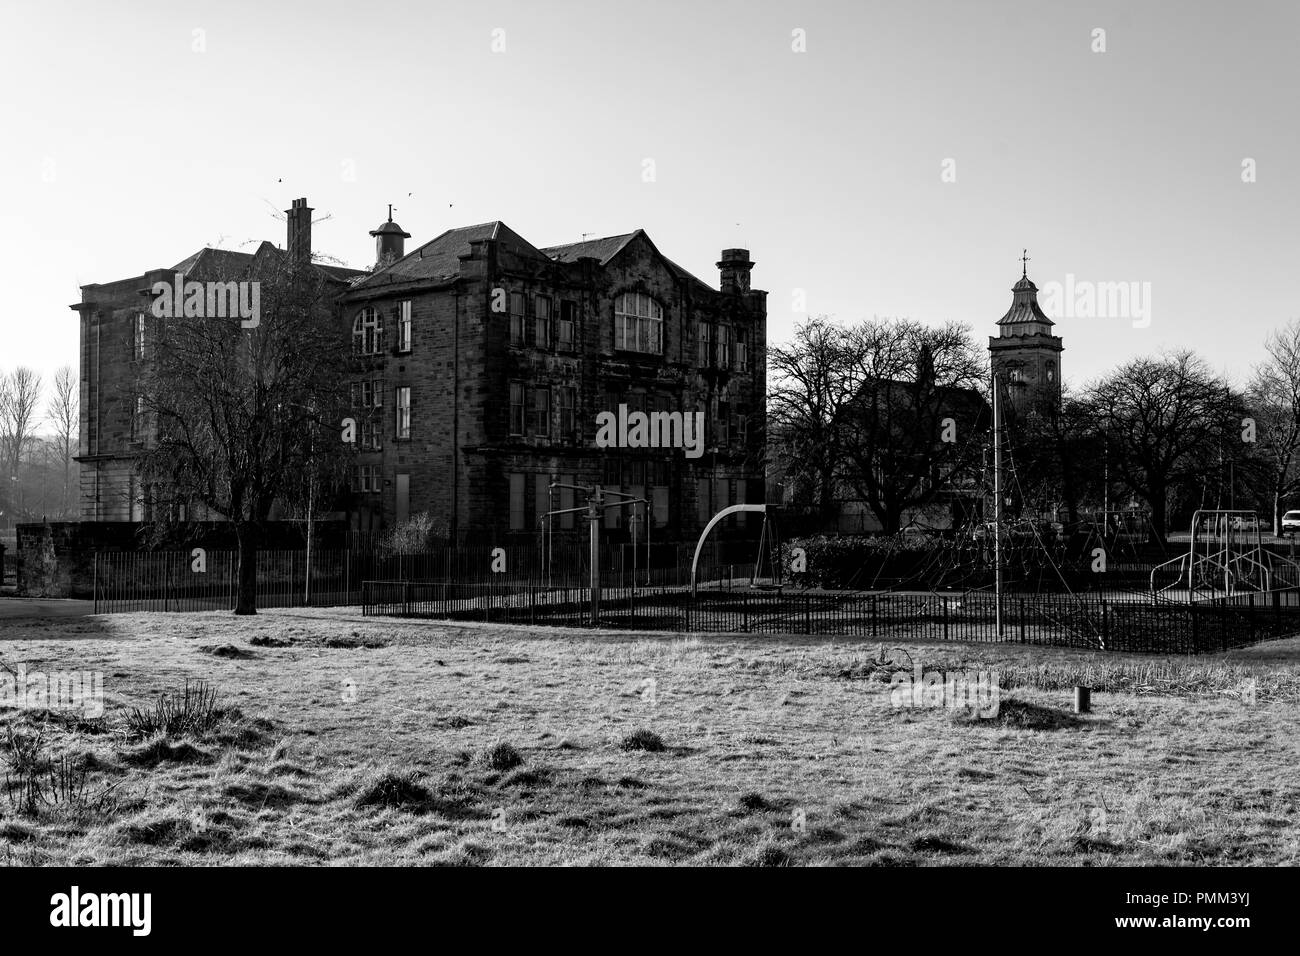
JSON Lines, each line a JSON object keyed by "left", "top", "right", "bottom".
{"left": 234, "top": 522, "right": 259, "bottom": 615}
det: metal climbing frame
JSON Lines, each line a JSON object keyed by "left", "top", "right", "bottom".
{"left": 1150, "top": 509, "right": 1300, "bottom": 600}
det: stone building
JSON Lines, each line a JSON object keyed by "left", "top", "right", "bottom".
{"left": 66, "top": 203, "right": 363, "bottom": 521}
{"left": 68, "top": 199, "right": 768, "bottom": 543}
{"left": 342, "top": 212, "right": 767, "bottom": 542}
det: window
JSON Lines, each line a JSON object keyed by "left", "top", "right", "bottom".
{"left": 358, "top": 464, "right": 381, "bottom": 493}
{"left": 534, "top": 474, "right": 551, "bottom": 529}
{"left": 736, "top": 331, "right": 749, "bottom": 372}
{"left": 716, "top": 325, "right": 732, "bottom": 368}
{"left": 134, "top": 313, "right": 147, "bottom": 360}
{"left": 614, "top": 292, "right": 663, "bottom": 354}
{"left": 353, "top": 309, "right": 383, "bottom": 355}
{"left": 698, "top": 323, "right": 714, "bottom": 367}
{"left": 360, "top": 419, "right": 382, "bottom": 451}
{"left": 132, "top": 395, "right": 146, "bottom": 441}
{"left": 559, "top": 300, "right": 577, "bottom": 349}
{"left": 559, "top": 386, "right": 577, "bottom": 439}
{"left": 395, "top": 386, "right": 411, "bottom": 440}
{"left": 534, "top": 296, "right": 551, "bottom": 348}
{"left": 509, "top": 473, "right": 526, "bottom": 530}
{"left": 509, "top": 382, "right": 525, "bottom": 435}
{"left": 717, "top": 398, "right": 730, "bottom": 445}
{"left": 397, "top": 300, "right": 412, "bottom": 353}
{"left": 1046, "top": 362, "right": 1056, "bottom": 383}
{"left": 559, "top": 474, "right": 575, "bottom": 530}
{"left": 359, "top": 378, "right": 384, "bottom": 409}
{"left": 509, "top": 292, "right": 527, "bottom": 345}
{"left": 530, "top": 387, "right": 550, "bottom": 438}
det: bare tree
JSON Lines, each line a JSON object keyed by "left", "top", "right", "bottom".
{"left": 1246, "top": 320, "right": 1300, "bottom": 534}
{"left": 768, "top": 318, "right": 857, "bottom": 523}
{"left": 769, "top": 317, "right": 988, "bottom": 534}
{"left": 0, "top": 367, "right": 43, "bottom": 520}
{"left": 137, "top": 252, "right": 354, "bottom": 614}
{"left": 837, "top": 320, "right": 988, "bottom": 533}
{"left": 47, "top": 365, "right": 79, "bottom": 518}
{"left": 1085, "top": 350, "right": 1238, "bottom": 543}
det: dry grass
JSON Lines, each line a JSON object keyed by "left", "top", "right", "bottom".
{"left": 1, "top": 608, "right": 1298, "bottom": 866}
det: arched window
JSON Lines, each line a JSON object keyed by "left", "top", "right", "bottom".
{"left": 1046, "top": 362, "right": 1056, "bottom": 383}
{"left": 614, "top": 292, "right": 663, "bottom": 354}
{"left": 353, "top": 308, "right": 382, "bottom": 355}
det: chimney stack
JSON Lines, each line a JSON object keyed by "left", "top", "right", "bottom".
{"left": 717, "top": 248, "right": 753, "bottom": 294}
{"left": 286, "top": 198, "right": 313, "bottom": 265}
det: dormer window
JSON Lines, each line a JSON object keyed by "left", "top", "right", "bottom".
{"left": 614, "top": 292, "right": 663, "bottom": 354}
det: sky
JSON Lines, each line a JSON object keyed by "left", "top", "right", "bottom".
{"left": 1, "top": 0, "right": 1296, "bottom": 401}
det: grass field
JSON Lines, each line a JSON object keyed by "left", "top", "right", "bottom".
{"left": 2, "top": 607, "right": 1298, "bottom": 866}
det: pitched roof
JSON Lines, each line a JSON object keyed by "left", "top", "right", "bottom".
{"left": 350, "top": 221, "right": 548, "bottom": 291}
{"left": 542, "top": 229, "right": 712, "bottom": 290}
{"left": 170, "top": 243, "right": 365, "bottom": 284}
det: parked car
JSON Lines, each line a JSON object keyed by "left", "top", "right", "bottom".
{"left": 1282, "top": 511, "right": 1300, "bottom": 535}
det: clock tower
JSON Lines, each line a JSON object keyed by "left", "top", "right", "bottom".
{"left": 988, "top": 252, "right": 1062, "bottom": 414}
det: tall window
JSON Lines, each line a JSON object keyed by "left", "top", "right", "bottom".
{"left": 698, "top": 323, "right": 714, "bottom": 367}
{"left": 614, "top": 292, "right": 663, "bottom": 354}
{"left": 534, "top": 296, "right": 551, "bottom": 348}
{"left": 395, "top": 386, "right": 411, "bottom": 439}
{"left": 397, "top": 300, "right": 412, "bottom": 353}
{"left": 559, "top": 386, "right": 577, "bottom": 439}
{"left": 736, "top": 331, "right": 749, "bottom": 372}
{"left": 134, "top": 313, "right": 147, "bottom": 360}
{"left": 353, "top": 309, "right": 383, "bottom": 355}
{"left": 509, "top": 382, "right": 525, "bottom": 435}
{"left": 509, "top": 473, "right": 526, "bottom": 530}
{"left": 716, "top": 325, "right": 733, "bottom": 369}
{"left": 559, "top": 300, "right": 577, "bottom": 349}
{"left": 509, "top": 292, "right": 527, "bottom": 345}
{"left": 559, "top": 474, "right": 575, "bottom": 530}
{"left": 530, "top": 387, "right": 550, "bottom": 438}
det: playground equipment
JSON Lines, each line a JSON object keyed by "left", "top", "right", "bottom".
{"left": 1150, "top": 509, "right": 1300, "bottom": 600}
{"left": 689, "top": 504, "right": 786, "bottom": 596}
{"left": 541, "top": 481, "right": 650, "bottom": 623}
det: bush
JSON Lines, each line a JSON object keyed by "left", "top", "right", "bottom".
{"left": 620, "top": 729, "right": 665, "bottom": 752}
{"left": 782, "top": 534, "right": 942, "bottom": 590}
{"left": 481, "top": 742, "right": 523, "bottom": 771}
{"left": 379, "top": 513, "right": 450, "bottom": 554}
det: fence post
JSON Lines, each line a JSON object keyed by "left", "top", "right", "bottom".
{"left": 1190, "top": 602, "right": 1199, "bottom": 652}
{"left": 804, "top": 594, "right": 811, "bottom": 635}
{"left": 93, "top": 551, "right": 99, "bottom": 614}
{"left": 1101, "top": 600, "right": 1109, "bottom": 647}
{"left": 942, "top": 597, "right": 949, "bottom": 640}
{"left": 872, "top": 596, "right": 878, "bottom": 637}
{"left": 403, "top": 579, "right": 411, "bottom": 617}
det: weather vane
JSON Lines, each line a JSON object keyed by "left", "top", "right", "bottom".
{"left": 1021, "top": 248, "right": 1030, "bottom": 278}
